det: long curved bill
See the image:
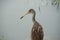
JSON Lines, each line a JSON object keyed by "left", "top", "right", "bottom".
{"left": 20, "top": 11, "right": 29, "bottom": 19}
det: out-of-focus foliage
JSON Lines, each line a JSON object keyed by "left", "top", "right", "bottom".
{"left": 51, "top": 0, "right": 60, "bottom": 10}
{"left": 57, "top": 0, "right": 60, "bottom": 3}
{"left": 51, "top": 0, "right": 60, "bottom": 5}
{"left": 0, "top": 36, "right": 4, "bottom": 40}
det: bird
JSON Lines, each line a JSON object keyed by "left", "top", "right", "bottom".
{"left": 20, "top": 9, "right": 44, "bottom": 40}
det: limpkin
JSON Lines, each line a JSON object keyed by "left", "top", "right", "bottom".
{"left": 20, "top": 9, "right": 44, "bottom": 40}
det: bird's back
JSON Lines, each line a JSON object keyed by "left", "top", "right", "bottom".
{"left": 31, "top": 21, "right": 44, "bottom": 40}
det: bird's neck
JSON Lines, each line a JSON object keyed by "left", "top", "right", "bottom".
{"left": 32, "top": 12, "right": 36, "bottom": 23}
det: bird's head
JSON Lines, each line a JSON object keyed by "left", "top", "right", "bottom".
{"left": 20, "top": 9, "right": 35, "bottom": 19}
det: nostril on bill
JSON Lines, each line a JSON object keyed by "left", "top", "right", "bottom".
{"left": 20, "top": 16, "right": 24, "bottom": 19}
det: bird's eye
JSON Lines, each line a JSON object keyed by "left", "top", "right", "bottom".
{"left": 29, "top": 10, "right": 31, "bottom": 12}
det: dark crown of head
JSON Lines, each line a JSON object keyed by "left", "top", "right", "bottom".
{"left": 29, "top": 9, "right": 35, "bottom": 13}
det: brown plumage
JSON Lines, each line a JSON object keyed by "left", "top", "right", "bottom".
{"left": 20, "top": 9, "right": 44, "bottom": 40}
